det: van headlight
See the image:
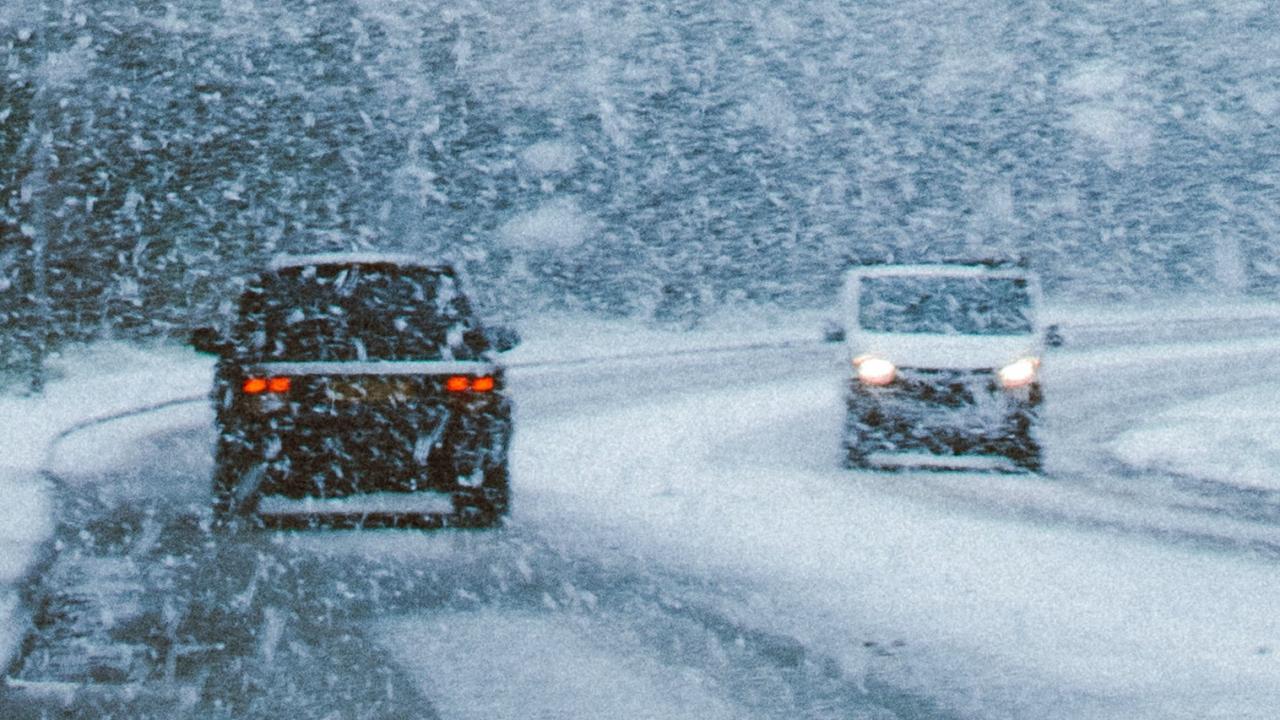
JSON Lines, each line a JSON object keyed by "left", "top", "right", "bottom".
{"left": 854, "top": 355, "right": 897, "bottom": 386}
{"left": 998, "top": 357, "right": 1040, "bottom": 389}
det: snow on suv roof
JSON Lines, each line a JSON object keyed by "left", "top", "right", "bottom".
{"left": 269, "top": 252, "right": 455, "bottom": 273}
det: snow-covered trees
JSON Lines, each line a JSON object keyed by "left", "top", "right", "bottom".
{"left": 1, "top": 0, "right": 1276, "bottom": 377}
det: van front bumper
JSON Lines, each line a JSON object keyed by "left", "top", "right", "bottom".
{"left": 844, "top": 371, "right": 1041, "bottom": 457}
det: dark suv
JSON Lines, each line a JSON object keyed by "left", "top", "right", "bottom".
{"left": 191, "top": 253, "right": 518, "bottom": 527}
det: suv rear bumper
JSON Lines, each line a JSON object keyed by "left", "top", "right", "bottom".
{"left": 215, "top": 401, "right": 511, "bottom": 499}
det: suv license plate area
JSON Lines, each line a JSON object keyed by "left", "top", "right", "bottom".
{"left": 326, "top": 377, "right": 415, "bottom": 403}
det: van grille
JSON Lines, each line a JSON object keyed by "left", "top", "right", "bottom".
{"left": 893, "top": 368, "right": 997, "bottom": 408}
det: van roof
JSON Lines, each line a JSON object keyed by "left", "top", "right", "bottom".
{"left": 850, "top": 263, "right": 1036, "bottom": 279}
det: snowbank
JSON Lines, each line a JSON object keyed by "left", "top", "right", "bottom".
{"left": 1043, "top": 294, "right": 1280, "bottom": 327}
{"left": 1112, "top": 383, "right": 1280, "bottom": 491}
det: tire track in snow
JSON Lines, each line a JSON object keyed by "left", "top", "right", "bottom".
{"left": 3, "top": 463, "right": 440, "bottom": 719}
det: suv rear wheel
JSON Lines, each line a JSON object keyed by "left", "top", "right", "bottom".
{"left": 452, "top": 464, "right": 511, "bottom": 527}
{"left": 211, "top": 452, "right": 265, "bottom": 525}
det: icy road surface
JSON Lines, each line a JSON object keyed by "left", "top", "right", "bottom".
{"left": 5, "top": 312, "right": 1280, "bottom": 719}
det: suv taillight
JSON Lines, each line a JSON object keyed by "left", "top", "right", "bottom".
{"left": 242, "top": 376, "right": 291, "bottom": 395}
{"left": 445, "top": 375, "right": 495, "bottom": 393}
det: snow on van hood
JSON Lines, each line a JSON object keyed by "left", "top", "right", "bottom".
{"left": 848, "top": 331, "right": 1041, "bottom": 370}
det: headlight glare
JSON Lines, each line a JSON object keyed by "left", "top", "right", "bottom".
{"left": 999, "top": 357, "right": 1039, "bottom": 389}
{"left": 855, "top": 355, "right": 896, "bottom": 386}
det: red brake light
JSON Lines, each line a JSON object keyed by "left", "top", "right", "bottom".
{"left": 242, "top": 377, "right": 268, "bottom": 394}
{"left": 267, "top": 376, "right": 292, "bottom": 393}
{"left": 445, "top": 375, "right": 496, "bottom": 393}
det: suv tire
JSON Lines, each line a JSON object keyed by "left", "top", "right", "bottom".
{"left": 452, "top": 464, "right": 511, "bottom": 527}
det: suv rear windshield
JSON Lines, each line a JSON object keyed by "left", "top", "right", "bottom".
{"left": 234, "top": 264, "right": 481, "bottom": 361}
{"left": 858, "top": 275, "right": 1034, "bottom": 335}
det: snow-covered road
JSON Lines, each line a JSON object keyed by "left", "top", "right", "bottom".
{"left": 4, "top": 305, "right": 1280, "bottom": 719}
{"left": 511, "top": 336, "right": 1280, "bottom": 720}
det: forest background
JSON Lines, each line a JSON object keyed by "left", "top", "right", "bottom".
{"left": 1, "top": 0, "right": 1276, "bottom": 379}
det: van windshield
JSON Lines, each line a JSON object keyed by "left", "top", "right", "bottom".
{"left": 858, "top": 275, "right": 1034, "bottom": 335}
{"left": 234, "top": 264, "right": 481, "bottom": 361}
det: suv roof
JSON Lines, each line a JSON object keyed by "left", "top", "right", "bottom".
{"left": 269, "top": 252, "right": 456, "bottom": 273}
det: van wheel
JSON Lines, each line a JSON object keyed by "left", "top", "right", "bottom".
{"left": 1008, "top": 431, "right": 1043, "bottom": 473}
{"left": 843, "top": 404, "right": 880, "bottom": 469}
{"left": 843, "top": 431, "right": 876, "bottom": 469}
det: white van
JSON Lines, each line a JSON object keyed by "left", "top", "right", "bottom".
{"left": 840, "top": 260, "right": 1047, "bottom": 471}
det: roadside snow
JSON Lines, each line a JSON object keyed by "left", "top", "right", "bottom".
{"left": 1043, "top": 294, "right": 1280, "bottom": 327}
{"left": 0, "top": 342, "right": 213, "bottom": 672}
{"left": 505, "top": 306, "right": 829, "bottom": 368}
{"left": 0, "top": 478, "right": 47, "bottom": 670}
{"left": 1112, "top": 383, "right": 1280, "bottom": 491}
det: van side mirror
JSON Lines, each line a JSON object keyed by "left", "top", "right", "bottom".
{"left": 1044, "top": 324, "right": 1064, "bottom": 348}
{"left": 190, "top": 327, "right": 231, "bottom": 356}
{"left": 486, "top": 325, "right": 521, "bottom": 353}
{"left": 822, "top": 320, "right": 846, "bottom": 343}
